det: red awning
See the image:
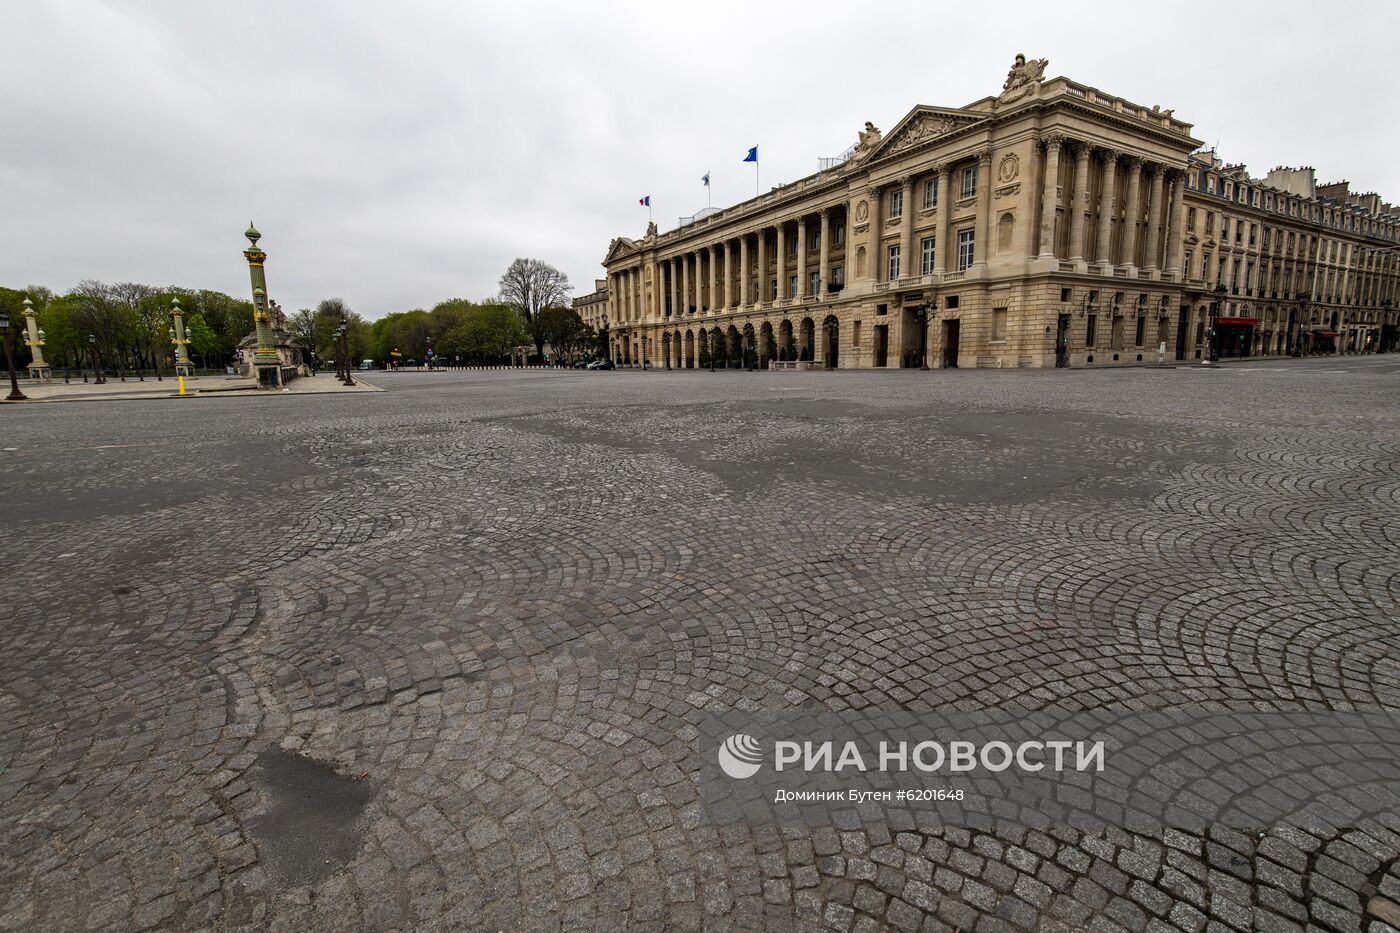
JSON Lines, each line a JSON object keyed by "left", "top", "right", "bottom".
{"left": 1313, "top": 330, "right": 1339, "bottom": 337}
{"left": 1217, "top": 317, "right": 1259, "bottom": 326}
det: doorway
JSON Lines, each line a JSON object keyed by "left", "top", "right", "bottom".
{"left": 1055, "top": 314, "right": 1070, "bottom": 368}
{"left": 1175, "top": 307, "right": 1188, "bottom": 360}
{"left": 874, "top": 324, "right": 888, "bottom": 367}
{"left": 942, "top": 319, "right": 960, "bottom": 368}
{"left": 823, "top": 316, "right": 840, "bottom": 369}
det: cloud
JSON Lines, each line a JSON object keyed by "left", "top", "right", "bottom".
{"left": 3, "top": 0, "right": 1396, "bottom": 318}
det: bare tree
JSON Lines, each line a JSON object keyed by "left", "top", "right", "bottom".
{"left": 498, "top": 258, "right": 571, "bottom": 359}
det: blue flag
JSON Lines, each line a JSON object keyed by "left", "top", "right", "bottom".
{"left": 743, "top": 146, "right": 758, "bottom": 163}
{"left": 702, "top": 172, "right": 710, "bottom": 187}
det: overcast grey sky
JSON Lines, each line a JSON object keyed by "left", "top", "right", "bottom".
{"left": 5, "top": 1, "right": 1397, "bottom": 319}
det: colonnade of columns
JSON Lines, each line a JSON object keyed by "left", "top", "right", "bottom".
{"left": 1038, "top": 137, "right": 1188, "bottom": 276}
{"left": 610, "top": 209, "right": 847, "bottom": 325}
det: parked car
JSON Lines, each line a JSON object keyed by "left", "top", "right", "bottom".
{"left": 586, "top": 360, "right": 615, "bottom": 370}
{"left": 572, "top": 360, "right": 590, "bottom": 369}
{"left": 358, "top": 360, "right": 375, "bottom": 370}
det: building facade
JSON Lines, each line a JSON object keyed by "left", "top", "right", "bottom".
{"left": 601, "top": 55, "right": 1400, "bottom": 369}
{"left": 572, "top": 278, "right": 609, "bottom": 332}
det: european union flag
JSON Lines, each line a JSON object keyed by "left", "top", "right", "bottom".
{"left": 743, "top": 146, "right": 758, "bottom": 163}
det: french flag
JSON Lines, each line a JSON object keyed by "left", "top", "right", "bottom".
{"left": 639, "top": 195, "right": 650, "bottom": 206}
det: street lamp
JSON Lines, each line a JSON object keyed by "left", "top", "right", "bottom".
{"left": 912, "top": 303, "right": 933, "bottom": 370}
{"left": 338, "top": 319, "right": 355, "bottom": 386}
{"left": 1207, "top": 283, "right": 1226, "bottom": 364}
{"left": 88, "top": 333, "right": 106, "bottom": 384}
{"left": 0, "top": 308, "right": 27, "bottom": 401}
{"left": 170, "top": 296, "right": 194, "bottom": 377}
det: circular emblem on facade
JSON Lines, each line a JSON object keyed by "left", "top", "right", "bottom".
{"left": 855, "top": 200, "right": 869, "bottom": 223}
{"left": 998, "top": 153, "right": 1020, "bottom": 183}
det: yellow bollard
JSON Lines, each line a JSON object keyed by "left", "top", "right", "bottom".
{"left": 178, "top": 375, "right": 186, "bottom": 396}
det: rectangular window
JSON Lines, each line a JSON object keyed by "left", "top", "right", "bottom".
{"left": 920, "top": 236, "right": 935, "bottom": 275}
{"left": 831, "top": 265, "right": 844, "bottom": 289}
{"left": 890, "top": 189, "right": 903, "bottom": 219}
{"left": 887, "top": 244, "right": 901, "bottom": 281}
{"left": 957, "top": 229, "right": 975, "bottom": 270}
{"left": 812, "top": 230, "right": 821, "bottom": 252}
{"left": 1187, "top": 207, "right": 1196, "bottom": 231}
{"left": 1184, "top": 250, "right": 1194, "bottom": 277}
{"left": 789, "top": 237, "right": 797, "bottom": 257}
{"left": 1085, "top": 313, "right": 1097, "bottom": 347}
{"left": 789, "top": 274, "right": 797, "bottom": 297}
{"left": 834, "top": 223, "right": 845, "bottom": 245}
{"left": 853, "top": 320, "right": 862, "bottom": 347}
{"left": 809, "top": 271, "right": 819, "bottom": 296}
{"left": 770, "top": 279, "right": 777, "bottom": 301}
{"left": 924, "top": 179, "right": 938, "bottom": 210}
{"left": 991, "top": 308, "right": 1007, "bottom": 342}
{"left": 1135, "top": 315, "right": 1146, "bottom": 347}
{"left": 961, "top": 166, "right": 977, "bottom": 198}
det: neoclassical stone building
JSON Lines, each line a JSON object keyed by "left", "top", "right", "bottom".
{"left": 572, "top": 278, "right": 609, "bottom": 332}
{"left": 601, "top": 55, "right": 1400, "bottom": 369}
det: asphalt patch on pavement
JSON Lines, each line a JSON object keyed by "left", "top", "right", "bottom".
{"left": 246, "top": 747, "right": 375, "bottom": 887}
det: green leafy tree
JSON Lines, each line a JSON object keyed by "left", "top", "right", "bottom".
{"left": 533, "top": 307, "right": 591, "bottom": 364}
{"left": 185, "top": 312, "right": 220, "bottom": 368}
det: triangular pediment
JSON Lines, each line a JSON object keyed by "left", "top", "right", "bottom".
{"left": 604, "top": 236, "right": 640, "bottom": 265}
{"left": 868, "top": 106, "right": 988, "bottom": 161}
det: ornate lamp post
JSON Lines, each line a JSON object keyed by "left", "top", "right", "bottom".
{"left": 169, "top": 297, "right": 194, "bottom": 377}
{"left": 1207, "top": 283, "right": 1226, "bottom": 364}
{"left": 88, "top": 333, "right": 106, "bottom": 384}
{"left": 338, "top": 319, "right": 355, "bottom": 386}
{"left": 0, "top": 307, "right": 27, "bottom": 400}
{"left": 20, "top": 297, "right": 50, "bottom": 382}
{"left": 913, "top": 302, "right": 933, "bottom": 370}
{"left": 243, "top": 224, "right": 283, "bottom": 388}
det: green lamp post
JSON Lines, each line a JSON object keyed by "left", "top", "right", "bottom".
{"left": 21, "top": 297, "right": 50, "bottom": 382}
{"left": 169, "top": 296, "right": 193, "bottom": 377}
{"left": 243, "top": 223, "right": 283, "bottom": 388}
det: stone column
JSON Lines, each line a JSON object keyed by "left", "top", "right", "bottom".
{"left": 1144, "top": 165, "right": 1165, "bottom": 274}
{"left": 796, "top": 217, "right": 808, "bottom": 298}
{"left": 1068, "top": 143, "right": 1092, "bottom": 264}
{"left": 818, "top": 209, "right": 831, "bottom": 296}
{"left": 707, "top": 245, "right": 718, "bottom": 313}
{"left": 975, "top": 148, "right": 993, "bottom": 266}
{"left": 669, "top": 258, "right": 678, "bottom": 317}
{"left": 933, "top": 168, "right": 948, "bottom": 274}
{"left": 899, "top": 176, "right": 915, "bottom": 280}
{"left": 1120, "top": 157, "right": 1143, "bottom": 268}
{"left": 757, "top": 229, "right": 768, "bottom": 304}
{"left": 682, "top": 253, "right": 691, "bottom": 315}
{"left": 1166, "top": 172, "right": 1186, "bottom": 278}
{"left": 724, "top": 240, "right": 734, "bottom": 308}
{"left": 1038, "top": 135, "right": 1064, "bottom": 259}
{"left": 1095, "top": 150, "right": 1119, "bottom": 271}
{"left": 776, "top": 223, "right": 788, "bottom": 301}
{"left": 739, "top": 235, "right": 750, "bottom": 309}
{"left": 864, "top": 186, "right": 880, "bottom": 284}
{"left": 650, "top": 261, "right": 660, "bottom": 319}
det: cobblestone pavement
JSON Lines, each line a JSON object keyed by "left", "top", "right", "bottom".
{"left": 2, "top": 357, "right": 1400, "bottom": 933}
